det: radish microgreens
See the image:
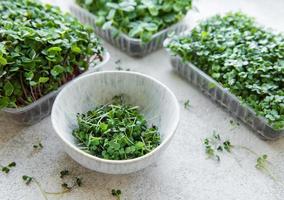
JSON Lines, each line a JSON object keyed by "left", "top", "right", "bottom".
{"left": 0, "top": 0, "right": 104, "bottom": 109}
{"left": 167, "top": 12, "right": 284, "bottom": 130}
{"left": 76, "top": 0, "right": 192, "bottom": 42}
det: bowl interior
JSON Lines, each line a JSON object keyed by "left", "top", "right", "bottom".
{"left": 52, "top": 71, "right": 179, "bottom": 157}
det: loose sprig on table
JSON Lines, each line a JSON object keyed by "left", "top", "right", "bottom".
{"left": 203, "top": 132, "right": 283, "bottom": 185}
{"left": 0, "top": 0, "right": 104, "bottom": 109}
{"left": 184, "top": 99, "right": 191, "bottom": 110}
{"left": 203, "top": 132, "right": 232, "bottom": 161}
{"left": 112, "top": 189, "right": 122, "bottom": 200}
{"left": 76, "top": 0, "right": 192, "bottom": 42}
{"left": 1, "top": 162, "right": 16, "bottom": 174}
{"left": 167, "top": 12, "right": 284, "bottom": 130}
{"left": 33, "top": 143, "right": 43, "bottom": 150}
{"left": 73, "top": 95, "right": 161, "bottom": 160}
{"left": 114, "top": 59, "right": 131, "bottom": 71}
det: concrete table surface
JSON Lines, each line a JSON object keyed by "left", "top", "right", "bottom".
{"left": 1, "top": 0, "right": 284, "bottom": 199}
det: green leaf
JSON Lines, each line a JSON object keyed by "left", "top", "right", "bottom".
{"left": 0, "top": 56, "right": 7, "bottom": 65}
{"left": 71, "top": 45, "right": 81, "bottom": 54}
{"left": 51, "top": 65, "right": 65, "bottom": 77}
{"left": 47, "top": 46, "right": 62, "bottom": 53}
{"left": 141, "top": 31, "right": 152, "bottom": 43}
{"left": 38, "top": 77, "right": 49, "bottom": 84}
{"left": 4, "top": 81, "right": 14, "bottom": 96}
{"left": 24, "top": 71, "right": 34, "bottom": 81}
{"left": 77, "top": 0, "right": 192, "bottom": 43}
{"left": 0, "top": 97, "right": 9, "bottom": 109}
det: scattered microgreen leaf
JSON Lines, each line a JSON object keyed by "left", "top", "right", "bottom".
{"left": 184, "top": 99, "right": 191, "bottom": 110}
{"left": 256, "top": 154, "right": 268, "bottom": 170}
{"left": 60, "top": 170, "right": 70, "bottom": 179}
{"left": 229, "top": 120, "right": 240, "bottom": 130}
{"left": 75, "top": 177, "right": 82, "bottom": 187}
{"left": 112, "top": 189, "right": 122, "bottom": 200}
{"left": 33, "top": 142, "right": 43, "bottom": 149}
{"left": 22, "top": 175, "right": 33, "bottom": 185}
{"left": 1, "top": 162, "right": 16, "bottom": 174}
{"left": 203, "top": 131, "right": 233, "bottom": 161}
{"left": 114, "top": 59, "right": 130, "bottom": 71}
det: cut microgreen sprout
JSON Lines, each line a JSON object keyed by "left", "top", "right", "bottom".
{"left": 72, "top": 95, "right": 160, "bottom": 160}
{"left": 203, "top": 133, "right": 283, "bottom": 185}
{"left": 22, "top": 170, "right": 84, "bottom": 199}
{"left": 229, "top": 119, "right": 240, "bottom": 130}
{"left": 60, "top": 170, "right": 70, "bottom": 179}
{"left": 184, "top": 99, "right": 191, "bottom": 110}
{"left": 1, "top": 162, "right": 16, "bottom": 174}
{"left": 33, "top": 142, "right": 43, "bottom": 149}
{"left": 22, "top": 175, "right": 33, "bottom": 185}
{"left": 203, "top": 131, "right": 233, "bottom": 161}
{"left": 114, "top": 59, "right": 130, "bottom": 71}
{"left": 111, "top": 189, "right": 122, "bottom": 200}
{"left": 255, "top": 155, "right": 280, "bottom": 183}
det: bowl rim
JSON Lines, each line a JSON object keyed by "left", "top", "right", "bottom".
{"left": 51, "top": 71, "right": 180, "bottom": 164}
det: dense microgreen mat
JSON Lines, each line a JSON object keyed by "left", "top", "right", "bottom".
{"left": 76, "top": 0, "right": 192, "bottom": 42}
{"left": 73, "top": 96, "right": 161, "bottom": 160}
{"left": 0, "top": 0, "right": 104, "bottom": 109}
{"left": 167, "top": 12, "right": 284, "bottom": 130}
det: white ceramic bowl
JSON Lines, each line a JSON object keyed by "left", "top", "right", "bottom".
{"left": 51, "top": 71, "right": 180, "bottom": 174}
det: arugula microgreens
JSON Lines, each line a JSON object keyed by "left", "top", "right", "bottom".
{"left": 1, "top": 162, "right": 16, "bottom": 174}
{"left": 76, "top": 0, "right": 192, "bottom": 43}
{"left": 72, "top": 95, "right": 161, "bottom": 160}
{"left": 0, "top": 0, "right": 104, "bottom": 109}
{"left": 167, "top": 12, "right": 284, "bottom": 130}
{"left": 203, "top": 132, "right": 233, "bottom": 161}
{"left": 112, "top": 189, "right": 122, "bottom": 200}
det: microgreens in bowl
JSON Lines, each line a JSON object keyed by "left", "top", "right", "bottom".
{"left": 73, "top": 95, "right": 161, "bottom": 160}
{"left": 76, "top": 0, "right": 192, "bottom": 42}
{"left": 167, "top": 12, "right": 284, "bottom": 130}
{"left": 0, "top": 0, "right": 104, "bottom": 109}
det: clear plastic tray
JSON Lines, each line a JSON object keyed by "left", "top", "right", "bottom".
{"left": 165, "top": 47, "right": 284, "bottom": 140}
{"left": 70, "top": 4, "right": 188, "bottom": 57}
{"left": 2, "top": 52, "right": 110, "bottom": 126}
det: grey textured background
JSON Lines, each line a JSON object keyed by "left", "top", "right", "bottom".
{"left": 1, "top": 0, "right": 284, "bottom": 199}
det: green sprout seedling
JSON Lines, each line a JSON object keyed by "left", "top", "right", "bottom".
{"left": 184, "top": 99, "right": 191, "bottom": 110}
{"left": 203, "top": 132, "right": 233, "bottom": 161}
{"left": 1, "top": 162, "right": 16, "bottom": 174}
{"left": 112, "top": 189, "right": 122, "bottom": 200}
